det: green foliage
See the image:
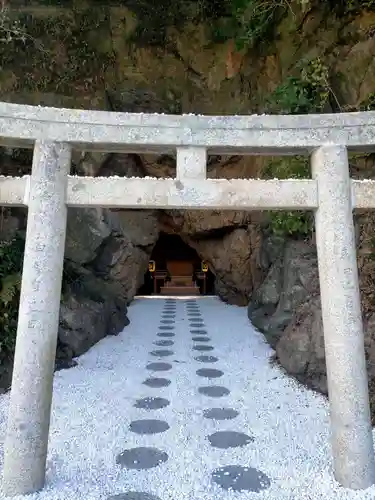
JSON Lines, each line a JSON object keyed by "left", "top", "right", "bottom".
{"left": 262, "top": 57, "right": 334, "bottom": 238}
{"left": 267, "top": 211, "right": 312, "bottom": 237}
{"left": 262, "top": 156, "right": 310, "bottom": 180}
{"left": 211, "top": 0, "right": 311, "bottom": 50}
{"left": 263, "top": 157, "right": 313, "bottom": 238}
{"left": 266, "top": 58, "right": 331, "bottom": 114}
{"left": 359, "top": 92, "right": 375, "bottom": 112}
{"left": 0, "top": 235, "right": 24, "bottom": 356}
{"left": 212, "top": 0, "right": 287, "bottom": 49}
{"left": 0, "top": 5, "right": 116, "bottom": 93}
{"left": 342, "top": 0, "right": 375, "bottom": 12}
{"left": 0, "top": 5, "right": 28, "bottom": 44}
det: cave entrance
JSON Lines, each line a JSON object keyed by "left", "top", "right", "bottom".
{"left": 138, "top": 232, "right": 215, "bottom": 296}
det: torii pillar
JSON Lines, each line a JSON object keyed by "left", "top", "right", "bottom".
{"left": 2, "top": 141, "right": 71, "bottom": 496}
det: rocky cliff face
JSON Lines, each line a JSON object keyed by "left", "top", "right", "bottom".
{"left": 248, "top": 208, "right": 375, "bottom": 420}
{"left": 1, "top": 0, "right": 375, "bottom": 401}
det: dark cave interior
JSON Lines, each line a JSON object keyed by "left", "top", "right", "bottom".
{"left": 138, "top": 232, "right": 215, "bottom": 295}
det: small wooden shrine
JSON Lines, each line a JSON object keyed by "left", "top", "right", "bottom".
{"left": 149, "top": 259, "right": 208, "bottom": 296}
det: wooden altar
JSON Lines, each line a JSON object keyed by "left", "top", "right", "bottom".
{"left": 159, "top": 260, "right": 200, "bottom": 296}
{"left": 160, "top": 260, "right": 200, "bottom": 295}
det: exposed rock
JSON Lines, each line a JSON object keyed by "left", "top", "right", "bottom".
{"left": 65, "top": 208, "right": 112, "bottom": 264}
{"left": 248, "top": 237, "right": 318, "bottom": 346}
{"left": 0, "top": 210, "right": 22, "bottom": 241}
{"left": 252, "top": 213, "right": 375, "bottom": 421}
{"left": 275, "top": 295, "right": 326, "bottom": 393}
{"left": 274, "top": 293, "right": 375, "bottom": 406}
{"left": 58, "top": 271, "right": 129, "bottom": 359}
{"left": 163, "top": 210, "right": 253, "bottom": 236}
{"left": 96, "top": 153, "right": 146, "bottom": 178}
{"left": 93, "top": 237, "right": 149, "bottom": 299}
{"left": 115, "top": 210, "right": 159, "bottom": 247}
{"left": 55, "top": 208, "right": 158, "bottom": 367}
{"left": 248, "top": 235, "right": 326, "bottom": 392}
{"left": 189, "top": 225, "right": 263, "bottom": 305}
{"left": 92, "top": 210, "right": 159, "bottom": 298}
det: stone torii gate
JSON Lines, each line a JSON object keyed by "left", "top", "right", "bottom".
{"left": 1, "top": 102, "right": 375, "bottom": 495}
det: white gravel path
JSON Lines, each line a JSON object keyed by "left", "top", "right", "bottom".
{"left": 1, "top": 296, "right": 375, "bottom": 499}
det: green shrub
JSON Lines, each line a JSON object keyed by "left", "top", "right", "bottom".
{"left": 261, "top": 57, "right": 334, "bottom": 238}
{"left": 263, "top": 157, "right": 313, "bottom": 238}
{"left": 359, "top": 92, "right": 375, "bottom": 111}
{"left": 266, "top": 58, "right": 331, "bottom": 114}
{"left": 0, "top": 235, "right": 24, "bottom": 356}
{"left": 211, "top": 0, "right": 288, "bottom": 49}
{"left": 267, "top": 211, "right": 313, "bottom": 237}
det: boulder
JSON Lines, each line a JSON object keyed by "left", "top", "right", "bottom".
{"left": 189, "top": 226, "right": 262, "bottom": 305}
{"left": 163, "top": 209, "right": 253, "bottom": 236}
{"left": 92, "top": 210, "right": 159, "bottom": 298}
{"left": 275, "top": 295, "right": 326, "bottom": 393}
{"left": 65, "top": 208, "right": 112, "bottom": 265}
{"left": 93, "top": 236, "right": 151, "bottom": 299}
{"left": 58, "top": 271, "right": 129, "bottom": 360}
{"left": 274, "top": 290, "right": 375, "bottom": 402}
{"left": 248, "top": 238, "right": 318, "bottom": 347}
{"left": 57, "top": 208, "right": 159, "bottom": 364}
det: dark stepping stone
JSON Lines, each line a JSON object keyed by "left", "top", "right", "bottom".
{"left": 129, "top": 419, "right": 170, "bottom": 435}
{"left": 154, "top": 340, "right": 174, "bottom": 347}
{"left": 208, "top": 431, "right": 253, "bottom": 449}
{"left": 199, "top": 386, "right": 230, "bottom": 398}
{"left": 162, "top": 314, "right": 175, "bottom": 318}
{"left": 191, "top": 329, "right": 208, "bottom": 335}
{"left": 116, "top": 447, "right": 168, "bottom": 470}
{"left": 159, "top": 326, "right": 174, "bottom": 331}
{"left": 190, "top": 323, "right": 205, "bottom": 328}
{"left": 146, "top": 362, "right": 172, "bottom": 372}
{"left": 192, "top": 337, "right": 210, "bottom": 342}
{"left": 143, "top": 378, "right": 171, "bottom": 388}
{"left": 212, "top": 465, "right": 271, "bottom": 492}
{"left": 187, "top": 313, "right": 201, "bottom": 317}
{"left": 150, "top": 350, "right": 174, "bottom": 357}
{"left": 193, "top": 345, "right": 214, "bottom": 352}
{"left": 196, "top": 368, "right": 224, "bottom": 378}
{"left": 157, "top": 332, "right": 175, "bottom": 338}
{"left": 107, "top": 493, "right": 162, "bottom": 500}
{"left": 203, "top": 408, "right": 239, "bottom": 420}
{"left": 195, "top": 355, "right": 219, "bottom": 363}
{"left": 197, "top": 368, "right": 223, "bottom": 378}
{"left": 134, "top": 397, "right": 170, "bottom": 410}
{"left": 160, "top": 320, "right": 174, "bottom": 324}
